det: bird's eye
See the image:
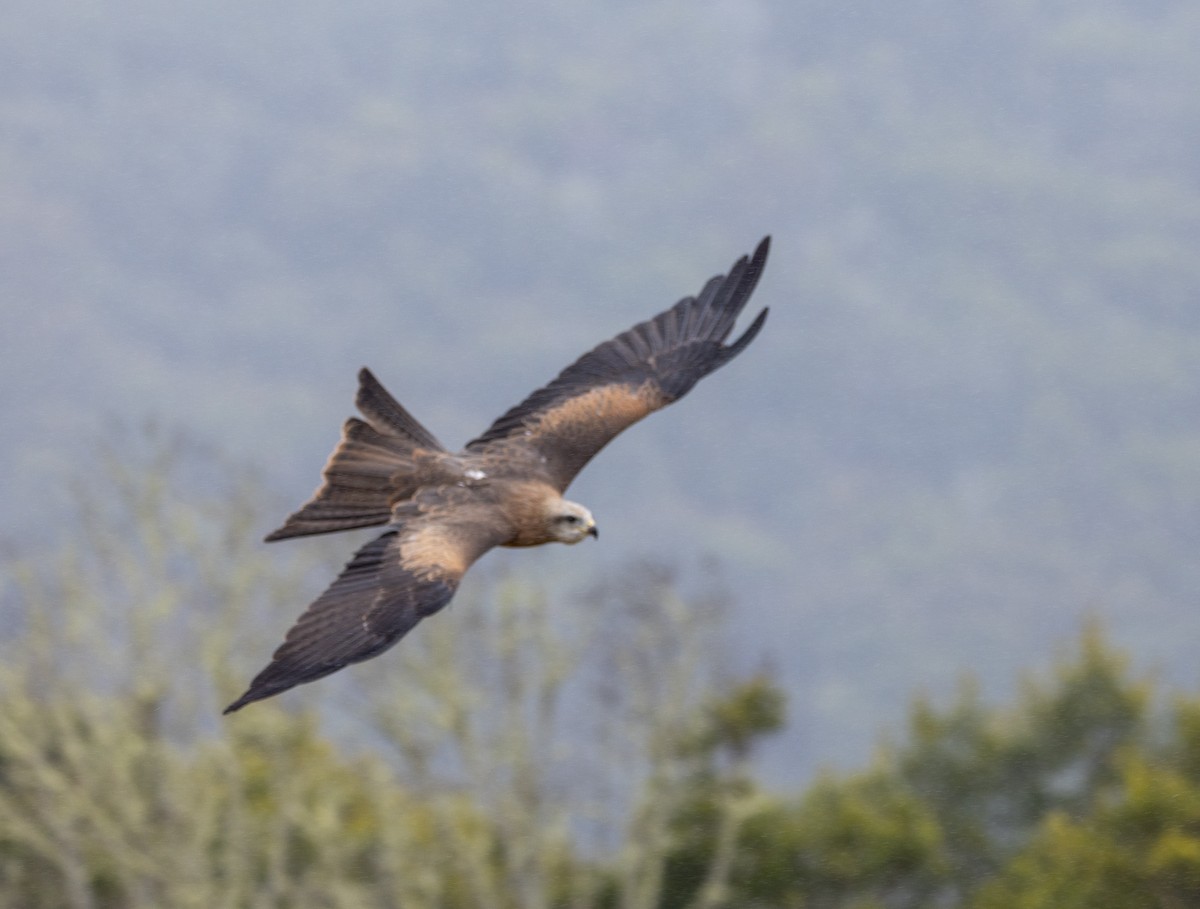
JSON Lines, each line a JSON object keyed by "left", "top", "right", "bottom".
{"left": 560, "top": 514, "right": 579, "bottom": 524}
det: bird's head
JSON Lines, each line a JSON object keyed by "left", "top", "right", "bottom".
{"left": 548, "top": 500, "right": 598, "bottom": 544}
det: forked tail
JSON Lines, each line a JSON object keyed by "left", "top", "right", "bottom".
{"left": 264, "top": 369, "right": 445, "bottom": 541}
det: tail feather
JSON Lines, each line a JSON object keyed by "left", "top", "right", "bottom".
{"left": 265, "top": 372, "right": 444, "bottom": 542}
{"left": 355, "top": 368, "right": 443, "bottom": 450}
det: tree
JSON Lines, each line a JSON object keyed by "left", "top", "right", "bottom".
{"left": 897, "top": 622, "right": 1149, "bottom": 901}
{"left": 656, "top": 675, "right": 788, "bottom": 909}
{"left": 972, "top": 704, "right": 1200, "bottom": 908}
{"left": 362, "top": 559, "right": 781, "bottom": 909}
{"left": 650, "top": 623, "right": 1162, "bottom": 909}
{"left": 0, "top": 429, "right": 771, "bottom": 908}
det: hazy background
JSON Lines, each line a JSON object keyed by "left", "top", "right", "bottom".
{"left": 3, "top": 0, "right": 1198, "bottom": 781}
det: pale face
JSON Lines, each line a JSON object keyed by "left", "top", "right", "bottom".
{"left": 547, "top": 500, "right": 598, "bottom": 544}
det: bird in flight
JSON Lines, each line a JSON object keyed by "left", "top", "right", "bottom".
{"left": 224, "top": 238, "right": 771, "bottom": 713}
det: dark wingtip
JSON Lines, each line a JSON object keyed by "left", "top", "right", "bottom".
{"left": 753, "top": 235, "right": 771, "bottom": 264}
{"left": 725, "top": 237, "right": 770, "bottom": 317}
{"left": 722, "top": 306, "right": 769, "bottom": 363}
{"left": 742, "top": 236, "right": 770, "bottom": 293}
{"left": 696, "top": 236, "right": 773, "bottom": 342}
{"left": 224, "top": 680, "right": 281, "bottom": 714}
{"left": 222, "top": 694, "right": 251, "bottom": 715}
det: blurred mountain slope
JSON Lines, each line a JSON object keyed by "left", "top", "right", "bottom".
{"left": 3, "top": 0, "right": 1198, "bottom": 776}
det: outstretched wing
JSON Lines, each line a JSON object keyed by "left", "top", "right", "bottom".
{"left": 467, "top": 237, "right": 770, "bottom": 491}
{"left": 224, "top": 494, "right": 507, "bottom": 713}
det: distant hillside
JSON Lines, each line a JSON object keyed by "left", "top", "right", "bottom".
{"left": 3, "top": 0, "right": 1198, "bottom": 777}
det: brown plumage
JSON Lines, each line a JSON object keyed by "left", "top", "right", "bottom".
{"left": 224, "top": 238, "right": 771, "bottom": 713}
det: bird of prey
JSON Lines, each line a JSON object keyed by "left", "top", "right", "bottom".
{"left": 224, "top": 238, "right": 771, "bottom": 713}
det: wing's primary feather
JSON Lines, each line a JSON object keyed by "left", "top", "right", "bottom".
{"left": 225, "top": 493, "right": 507, "bottom": 713}
{"left": 467, "top": 237, "right": 770, "bottom": 490}
{"left": 223, "top": 529, "right": 453, "bottom": 712}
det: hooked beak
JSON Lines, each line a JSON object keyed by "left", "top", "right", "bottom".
{"left": 587, "top": 524, "right": 599, "bottom": 539}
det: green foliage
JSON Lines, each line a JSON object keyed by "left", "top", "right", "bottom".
{"left": 657, "top": 676, "right": 788, "bottom": 909}
{"left": 897, "top": 622, "right": 1149, "bottom": 897}
{"left": 7, "top": 432, "right": 1200, "bottom": 905}
{"left": 652, "top": 623, "right": 1198, "bottom": 908}
{"left": 0, "top": 691, "right": 447, "bottom": 909}
{"left": 689, "top": 675, "right": 787, "bottom": 763}
{"left": 0, "top": 431, "right": 443, "bottom": 907}
{"left": 685, "top": 769, "right": 946, "bottom": 909}
{"left": 4, "top": 0, "right": 1200, "bottom": 777}
{"left": 973, "top": 707, "right": 1200, "bottom": 908}
{"left": 0, "top": 435, "right": 772, "bottom": 908}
